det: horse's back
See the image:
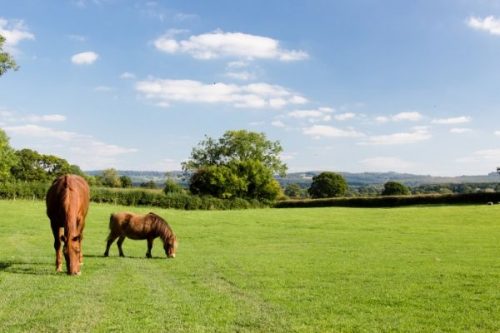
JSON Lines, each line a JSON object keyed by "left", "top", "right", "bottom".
{"left": 46, "top": 174, "right": 90, "bottom": 229}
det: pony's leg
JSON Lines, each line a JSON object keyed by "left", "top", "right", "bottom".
{"left": 146, "top": 238, "right": 153, "bottom": 258}
{"left": 104, "top": 233, "right": 118, "bottom": 257}
{"left": 117, "top": 236, "right": 126, "bottom": 257}
{"left": 52, "top": 226, "right": 63, "bottom": 272}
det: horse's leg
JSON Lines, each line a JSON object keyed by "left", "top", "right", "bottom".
{"left": 79, "top": 231, "right": 84, "bottom": 266}
{"left": 117, "top": 236, "right": 126, "bottom": 257}
{"left": 146, "top": 238, "right": 153, "bottom": 258}
{"left": 104, "top": 232, "right": 118, "bottom": 257}
{"left": 51, "top": 225, "right": 63, "bottom": 272}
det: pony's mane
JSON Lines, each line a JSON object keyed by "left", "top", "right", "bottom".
{"left": 147, "top": 212, "right": 175, "bottom": 243}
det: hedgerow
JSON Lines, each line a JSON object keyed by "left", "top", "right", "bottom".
{"left": 274, "top": 192, "right": 500, "bottom": 208}
{"left": 0, "top": 182, "right": 266, "bottom": 210}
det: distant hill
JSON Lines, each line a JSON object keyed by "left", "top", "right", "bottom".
{"left": 85, "top": 170, "right": 500, "bottom": 187}
{"left": 279, "top": 171, "right": 500, "bottom": 187}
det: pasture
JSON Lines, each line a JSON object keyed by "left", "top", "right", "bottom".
{"left": 0, "top": 200, "right": 498, "bottom": 332}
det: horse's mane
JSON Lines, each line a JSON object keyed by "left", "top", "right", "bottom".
{"left": 146, "top": 212, "right": 175, "bottom": 243}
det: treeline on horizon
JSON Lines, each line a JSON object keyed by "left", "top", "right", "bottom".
{"left": 2, "top": 127, "right": 500, "bottom": 210}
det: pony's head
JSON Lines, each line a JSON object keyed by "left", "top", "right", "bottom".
{"left": 62, "top": 234, "right": 81, "bottom": 275}
{"left": 164, "top": 235, "right": 178, "bottom": 258}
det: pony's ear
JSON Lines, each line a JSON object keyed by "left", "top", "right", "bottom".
{"left": 60, "top": 235, "right": 67, "bottom": 242}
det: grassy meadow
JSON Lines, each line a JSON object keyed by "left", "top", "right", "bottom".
{"left": 0, "top": 200, "right": 498, "bottom": 332}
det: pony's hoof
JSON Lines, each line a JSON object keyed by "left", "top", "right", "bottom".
{"left": 104, "top": 253, "right": 108, "bottom": 257}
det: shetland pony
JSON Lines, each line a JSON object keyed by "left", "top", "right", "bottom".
{"left": 46, "top": 174, "right": 90, "bottom": 275}
{"left": 104, "top": 212, "right": 177, "bottom": 258}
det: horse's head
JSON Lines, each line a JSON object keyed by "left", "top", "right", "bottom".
{"left": 62, "top": 234, "right": 81, "bottom": 275}
{"left": 164, "top": 236, "right": 178, "bottom": 258}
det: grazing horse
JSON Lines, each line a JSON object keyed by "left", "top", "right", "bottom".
{"left": 104, "top": 212, "right": 178, "bottom": 259}
{"left": 46, "top": 175, "right": 90, "bottom": 275}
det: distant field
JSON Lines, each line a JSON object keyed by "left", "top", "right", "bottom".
{"left": 0, "top": 200, "right": 498, "bottom": 332}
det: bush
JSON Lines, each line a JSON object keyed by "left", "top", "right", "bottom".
{"left": 274, "top": 192, "right": 500, "bottom": 208}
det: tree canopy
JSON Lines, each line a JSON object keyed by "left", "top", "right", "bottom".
{"left": 183, "top": 130, "right": 286, "bottom": 200}
{"left": 308, "top": 172, "right": 348, "bottom": 198}
{"left": 0, "top": 35, "right": 18, "bottom": 77}
{"left": 0, "top": 129, "right": 18, "bottom": 182}
{"left": 381, "top": 181, "right": 410, "bottom": 196}
{"left": 10, "top": 148, "right": 83, "bottom": 182}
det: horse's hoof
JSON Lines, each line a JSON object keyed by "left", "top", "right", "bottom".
{"left": 104, "top": 253, "right": 108, "bottom": 257}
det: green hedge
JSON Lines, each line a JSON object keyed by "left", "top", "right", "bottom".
{"left": 0, "top": 182, "right": 266, "bottom": 210}
{"left": 274, "top": 192, "right": 500, "bottom": 208}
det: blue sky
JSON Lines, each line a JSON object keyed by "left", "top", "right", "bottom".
{"left": 1, "top": 0, "right": 500, "bottom": 175}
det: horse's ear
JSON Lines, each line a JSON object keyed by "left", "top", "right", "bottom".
{"left": 60, "top": 235, "right": 67, "bottom": 242}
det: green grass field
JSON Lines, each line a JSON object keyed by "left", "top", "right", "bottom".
{"left": 0, "top": 200, "right": 498, "bottom": 332}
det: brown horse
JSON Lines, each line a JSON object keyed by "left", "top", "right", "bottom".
{"left": 104, "top": 212, "right": 178, "bottom": 259}
{"left": 46, "top": 174, "right": 90, "bottom": 275}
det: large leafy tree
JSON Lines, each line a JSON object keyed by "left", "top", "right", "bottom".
{"left": 0, "top": 129, "right": 18, "bottom": 181}
{"left": 11, "top": 148, "right": 79, "bottom": 182}
{"left": 381, "top": 181, "right": 410, "bottom": 196}
{"left": 308, "top": 172, "right": 348, "bottom": 199}
{"left": 101, "top": 168, "right": 122, "bottom": 188}
{"left": 184, "top": 130, "right": 286, "bottom": 200}
{"left": 0, "top": 35, "right": 18, "bottom": 77}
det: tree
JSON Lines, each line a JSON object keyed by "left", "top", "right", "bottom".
{"left": 120, "top": 175, "right": 133, "bottom": 188}
{"left": 0, "top": 128, "right": 18, "bottom": 181}
{"left": 284, "top": 183, "right": 304, "bottom": 198}
{"left": 308, "top": 172, "right": 348, "bottom": 198}
{"left": 11, "top": 148, "right": 79, "bottom": 182}
{"left": 381, "top": 181, "right": 410, "bottom": 196}
{"left": 183, "top": 130, "right": 286, "bottom": 200}
{"left": 0, "top": 35, "right": 18, "bottom": 77}
{"left": 140, "top": 180, "right": 157, "bottom": 189}
{"left": 101, "top": 168, "right": 122, "bottom": 187}
{"left": 164, "top": 178, "right": 183, "bottom": 195}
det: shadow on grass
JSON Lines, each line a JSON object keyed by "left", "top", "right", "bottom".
{"left": 0, "top": 260, "right": 58, "bottom": 276}
{"left": 85, "top": 253, "right": 168, "bottom": 260}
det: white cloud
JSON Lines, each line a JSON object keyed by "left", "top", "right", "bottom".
{"left": 0, "top": 110, "right": 66, "bottom": 123}
{"left": 280, "top": 152, "right": 297, "bottom": 161}
{"left": 25, "top": 114, "right": 66, "bottom": 122}
{"left": 120, "top": 72, "right": 136, "bottom": 79}
{"left": 431, "top": 116, "right": 471, "bottom": 125}
{"left": 457, "top": 148, "right": 500, "bottom": 164}
{"left": 135, "top": 78, "right": 307, "bottom": 109}
{"left": 4, "top": 124, "right": 137, "bottom": 169}
{"left": 495, "top": 131, "right": 500, "bottom": 136}
{"left": 361, "top": 128, "right": 431, "bottom": 145}
{"left": 71, "top": 51, "right": 99, "bottom": 65}
{"left": 450, "top": 128, "right": 472, "bottom": 134}
{"left": 360, "top": 156, "right": 413, "bottom": 172}
{"left": 0, "top": 17, "right": 35, "bottom": 52}
{"left": 302, "top": 125, "right": 364, "bottom": 139}
{"left": 5, "top": 124, "right": 81, "bottom": 141}
{"left": 154, "top": 30, "right": 308, "bottom": 61}
{"left": 376, "top": 111, "right": 423, "bottom": 123}
{"left": 271, "top": 120, "right": 286, "bottom": 128}
{"left": 225, "top": 71, "right": 256, "bottom": 81}
{"left": 467, "top": 16, "right": 500, "bottom": 35}
{"left": 334, "top": 112, "right": 356, "bottom": 121}
{"left": 288, "top": 107, "right": 334, "bottom": 122}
